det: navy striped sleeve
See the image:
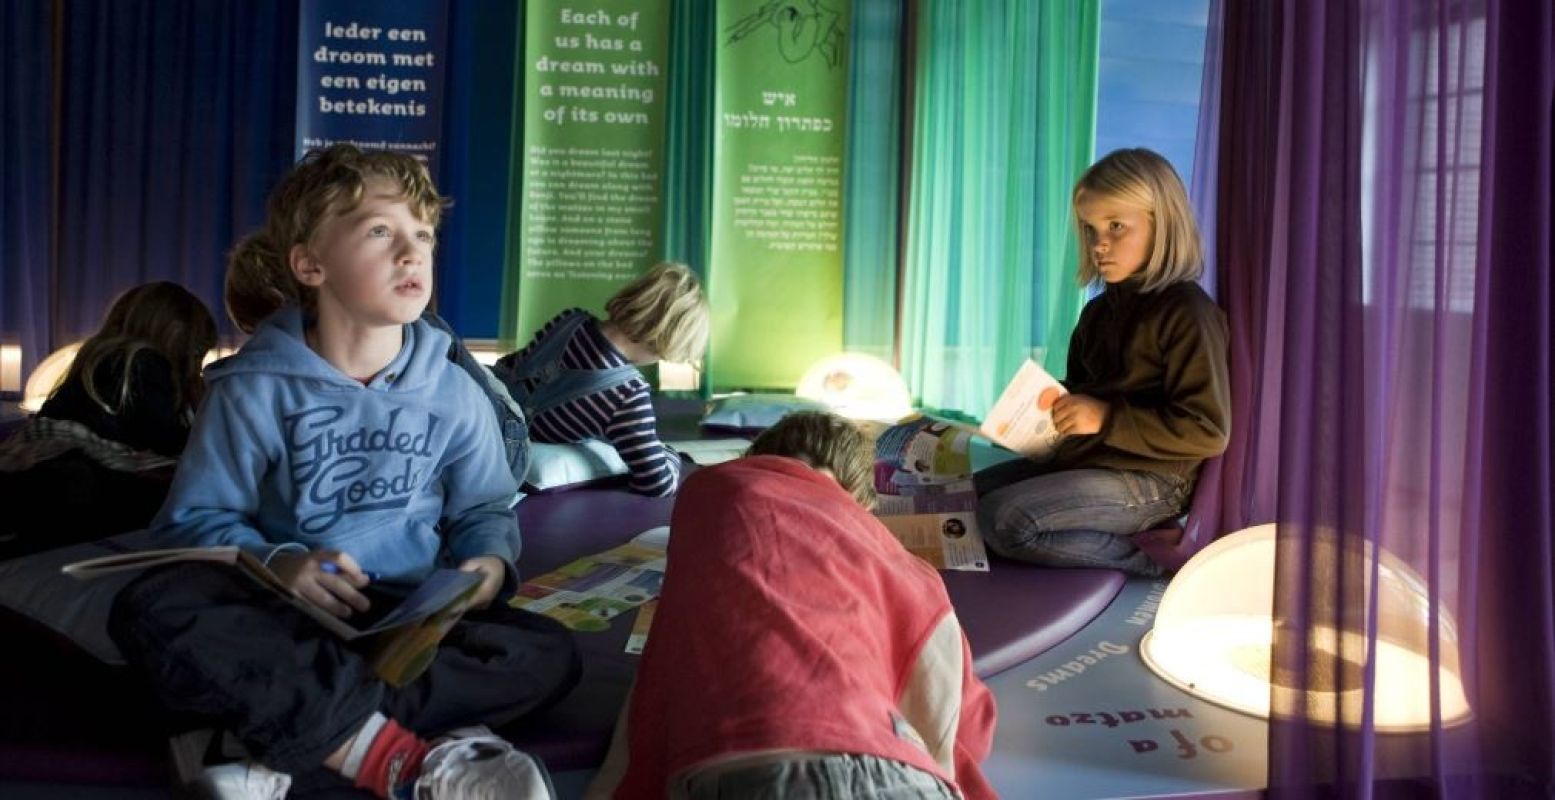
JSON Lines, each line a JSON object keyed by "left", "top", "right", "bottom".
{"left": 603, "top": 385, "right": 680, "bottom": 497}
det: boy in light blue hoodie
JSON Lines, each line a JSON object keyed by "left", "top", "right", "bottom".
{"left": 107, "top": 145, "right": 577, "bottom": 800}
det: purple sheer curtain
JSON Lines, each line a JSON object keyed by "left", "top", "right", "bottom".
{"left": 1203, "top": 0, "right": 1552, "bottom": 795}
{"left": 1194, "top": 0, "right": 1548, "bottom": 790}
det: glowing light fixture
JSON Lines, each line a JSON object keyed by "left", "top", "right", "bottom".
{"left": 21, "top": 342, "right": 83, "bottom": 413}
{"left": 1139, "top": 524, "right": 1471, "bottom": 732}
{"left": 795, "top": 353, "right": 914, "bottom": 423}
{"left": 1, "top": 344, "right": 22, "bottom": 393}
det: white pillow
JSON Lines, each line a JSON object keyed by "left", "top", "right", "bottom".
{"left": 524, "top": 440, "right": 629, "bottom": 491}
{"left": 701, "top": 393, "right": 828, "bottom": 430}
{"left": 0, "top": 529, "right": 160, "bottom": 665}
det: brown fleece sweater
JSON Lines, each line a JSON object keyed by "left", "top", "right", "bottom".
{"left": 1050, "top": 278, "right": 1230, "bottom": 486}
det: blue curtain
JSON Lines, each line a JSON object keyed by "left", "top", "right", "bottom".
{"left": 436, "top": 0, "right": 519, "bottom": 340}
{"left": 55, "top": 0, "right": 297, "bottom": 345}
{"left": 0, "top": 0, "right": 55, "bottom": 389}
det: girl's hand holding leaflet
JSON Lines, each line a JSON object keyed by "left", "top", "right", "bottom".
{"left": 1052, "top": 393, "right": 1109, "bottom": 436}
{"left": 271, "top": 549, "right": 372, "bottom": 618}
{"left": 458, "top": 555, "right": 506, "bottom": 609}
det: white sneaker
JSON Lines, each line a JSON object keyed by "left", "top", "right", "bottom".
{"left": 169, "top": 729, "right": 292, "bottom": 800}
{"left": 187, "top": 761, "right": 292, "bottom": 800}
{"left": 412, "top": 726, "right": 551, "bottom": 800}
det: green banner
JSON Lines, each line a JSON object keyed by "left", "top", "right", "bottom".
{"left": 507, "top": 1, "right": 671, "bottom": 346}
{"left": 708, "top": 1, "right": 850, "bottom": 390}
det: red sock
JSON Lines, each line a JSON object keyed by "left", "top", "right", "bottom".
{"left": 353, "top": 718, "right": 431, "bottom": 799}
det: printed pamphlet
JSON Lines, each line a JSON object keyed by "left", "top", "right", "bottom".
{"left": 980, "top": 359, "right": 1067, "bottom": 459}
{"left": 509, "top": 526, "right": 669, "bottom": 632}
{"left": 872, "top": 419, "right": 991, "bottom": 571}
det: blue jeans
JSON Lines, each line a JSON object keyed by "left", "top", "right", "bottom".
{"left": 973, "top": 459, "right": 1189, "bottom": 577}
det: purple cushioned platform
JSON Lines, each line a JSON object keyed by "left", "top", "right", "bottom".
{"left": 944, "top": 561, "right": 1127, "bottom": 679}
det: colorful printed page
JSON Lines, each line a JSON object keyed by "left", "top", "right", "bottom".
{"left": 509, "top": 527, "right": 670, "bottom": 632}
{"left": 875, "top": 489, "right": 990, "bottom": 573}
{"left": 873, "top": 416, "right": 981, "bottom": 493}
{"left": 980, "top": 359, "right": 1066, "bottom": 459}
{"left": 872, "top": 419, "right": 992, "bottom": 572}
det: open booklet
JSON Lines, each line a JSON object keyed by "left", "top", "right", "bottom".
{"left": 980, "top": 358, "right": 1067, "bottom": 460}
{"left": 62, "top": 547, "right": 483, "bottom": 686}
{"left": 509, "top": 526, "right": 670, "bottom": 632}
{"left": 872, "top": 418, "right": 991, "bottom": 572}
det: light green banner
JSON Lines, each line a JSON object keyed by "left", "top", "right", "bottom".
{"left": 708, "top": 0, "right": 850, "bottom": 390}
{"left": 507, "top": 0, "right": 670, "bottom": 346}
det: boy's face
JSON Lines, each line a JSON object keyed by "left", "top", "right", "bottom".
{"left": 295, "top": 175, "right": 435, "bottom": 329}
{"left": 1076, "top": 189, "right": 1154, "bottom": 283}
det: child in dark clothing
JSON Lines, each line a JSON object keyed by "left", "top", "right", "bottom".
{"left": 107, "top": 145, "right": 577, "bottom": 799}
{"left": 974, "top": 148, "right": 1230, "bottom": 577}
{"left": 0, "top": 281, "right": 217, "bottom": 554}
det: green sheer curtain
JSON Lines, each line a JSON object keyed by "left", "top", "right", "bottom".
{"left": 901, "top": 0, "right": 1098, "bottom": 416}
{"left": 842, "top": 0, "right": 904, "bottom": 363}
{"left": 660, "top": 0, "right": 713, "bottom": 277}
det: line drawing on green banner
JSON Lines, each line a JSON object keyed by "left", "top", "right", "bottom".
{"left": 725, "top": 1, "right": 846, "bottom": 68}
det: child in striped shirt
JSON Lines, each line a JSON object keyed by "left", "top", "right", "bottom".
{"left": 495, "top": 262, "right": 709, "bottom": 497}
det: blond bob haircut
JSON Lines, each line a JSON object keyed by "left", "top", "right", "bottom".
{"left": 225, "top": 144, "right": 449, "bottom": 333}
{"left": 747, "top": 411, "right": 878, "bottom": 510}
{"left": 1072, "top": 148, "right": 1203, "bottom": 293}
{"left": 604, "top": 261, "right": 709, "bottom": 365}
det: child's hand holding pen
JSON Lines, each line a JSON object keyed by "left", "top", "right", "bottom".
{"left": 271, "top": 549, "right": 373, "bottom": 618}
{"left": 319, "top": 560, "right": 382, "bottom": 582}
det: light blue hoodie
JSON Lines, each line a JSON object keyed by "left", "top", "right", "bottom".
{"left": 151, "top": 307, "right": 521, "bottom": 587}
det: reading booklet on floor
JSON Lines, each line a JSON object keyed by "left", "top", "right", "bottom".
{"left": 509, "top": 526, "right": 669, "bottom": 632}
{"left": 980, "top": 359, "right": 1067, "bottom": 460}
{"left": 62, "top": 547, "right": 482, "bottom": 686}
{"left": 872, "top": 419, "right": 992, "bottom": 572}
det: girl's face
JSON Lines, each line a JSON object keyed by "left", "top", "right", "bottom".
{"left": 1075, "top": 189, "right": 1154, "bottom": 284}
{"left": 295, "top": 175, "right": 436, "bottom": 330}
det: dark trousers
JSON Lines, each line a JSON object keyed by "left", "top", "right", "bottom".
{"left": 0, "top": 452, "right": 172, "bottom": 559}
{"left": 107, "top": 562, "right": 581, "bottom": 775}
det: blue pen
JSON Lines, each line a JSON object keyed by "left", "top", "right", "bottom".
{"left": 319, "top": 560, "right": 380, "bottom": 582}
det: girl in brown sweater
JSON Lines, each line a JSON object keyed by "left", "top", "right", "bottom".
{"left": 973, "top": 149, "right": 1230, "bottom": 576}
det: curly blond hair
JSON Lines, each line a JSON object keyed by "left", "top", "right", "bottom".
{"left": 225, "top": 145, "right": 448, "bottom": 332}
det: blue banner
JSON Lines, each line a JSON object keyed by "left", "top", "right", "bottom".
{"left": 296, "top": 0, "right": 449, "bottom": 178}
